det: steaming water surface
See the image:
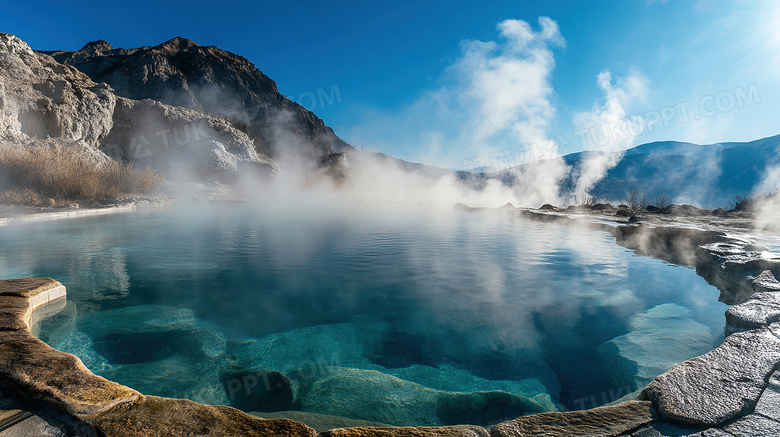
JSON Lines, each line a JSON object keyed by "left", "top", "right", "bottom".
{"left": 0, "top": 204, "right": 727, "bottom": 426}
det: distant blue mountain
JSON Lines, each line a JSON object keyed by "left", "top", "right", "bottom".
{"left": 583, "top": 135, "right": 780, "bottom": 207}
{"left": 479, "top": 134, "right": 780, "bottom": 208}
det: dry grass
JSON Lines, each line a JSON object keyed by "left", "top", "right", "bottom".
{"left": 0, "top": 145, "right": 164, "bottom": 205}
{"left": 0, "top": 188, "right": 43, "bottom": 206}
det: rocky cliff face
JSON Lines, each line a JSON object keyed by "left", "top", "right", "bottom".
{"left": 46, "top": 37, "right": 352, "bottom": 161}
{"left": 0, "top": 33, "right": 115, "bottom": 154}
{"left": 102, "top": 97, "right": 279, "bottom": 180}
{"left": 0, "top": 33, "right": 280, "bottom": 181}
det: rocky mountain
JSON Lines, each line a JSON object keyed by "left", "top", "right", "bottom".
{"left": 585, "top": 136, "right": 780, "bottom": 206}
{"left": 1, "top": 33, "right": 281, "bottom": 182}
{"left": 0, "top": 33, "right": 115, "bottom": 163}
{"left": 488, "top": 135, "right": 780, "bottom": 207}
{"left": 102, "top": 97, "right": 279, "bottom": 180}
{"left": 44, "top": 37, "right": 352, "bottom": 161}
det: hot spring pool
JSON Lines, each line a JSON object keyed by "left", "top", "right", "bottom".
{"left": 0, "top": 203, "right": 727, "bottom": 426}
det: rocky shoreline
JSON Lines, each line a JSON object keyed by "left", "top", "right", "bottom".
{"left": 0, "top": 205, "right": 779, "bottom": 436}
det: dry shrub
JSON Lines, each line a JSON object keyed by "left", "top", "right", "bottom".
{"left": 0, "top": 188, "right": 42, "bottom": 206}
{"left": 0, "top": 145, "right": 164, "bottom": 204}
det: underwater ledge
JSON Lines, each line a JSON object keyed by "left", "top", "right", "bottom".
{"left": 1, "top": 210, "right": 780, "bottom": 436}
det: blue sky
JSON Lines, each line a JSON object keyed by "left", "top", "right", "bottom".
{"left": 2, "top": 0, "right": 778, "bottom": 169}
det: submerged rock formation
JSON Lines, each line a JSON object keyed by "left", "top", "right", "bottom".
{"left": 0, "top": 277, "right": 319, "bottom": 436}
{"left": 290, "top": 367, "right": 549, "bottom": 426}
{"left": 597, "top": 304, "right": 714, "bottom": 392}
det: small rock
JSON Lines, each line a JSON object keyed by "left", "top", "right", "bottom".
{"left": 722, "top": 413, "right": 780, "bottom": 437}
{"left": 660, "top": 204, "right": 708, "bottom": 217}
{"left": 725, "top": 292, "right": 780, "bottom": 334}
{"left": 489, "top": 400, "right": 655, "bottom": 437}
{"left": 752, "top": 270, "right": 780, "bottom": 293}
{"left": 753, "top": 371, "right": 780, "bottom": 422}
{"left": 539, "top": 204, "right": 557, "bottom": 211}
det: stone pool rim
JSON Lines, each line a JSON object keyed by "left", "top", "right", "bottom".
{"left": 1, "top": 208, "right": 780, "bottom": 436}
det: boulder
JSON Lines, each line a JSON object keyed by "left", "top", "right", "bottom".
{"left": 752, "top": 270, "right": 780, "bottom": 293}
{"left": 591, "top": 203, "right": 614, "bottom": 211}
{"left": 0, "top": 336, "right": 141, "bottom": 419}
{"left": 725, "top": 291, "right": 780, "bottom": 334}
{"left": 640, "top": 324, "right": 780, "bottom": 426}
{"left": 659, "top": 204, "right": 709, "bottom": 217}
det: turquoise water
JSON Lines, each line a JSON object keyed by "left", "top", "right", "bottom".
{"left": 0, "top": 204, "right": 727, "bottom": 426}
